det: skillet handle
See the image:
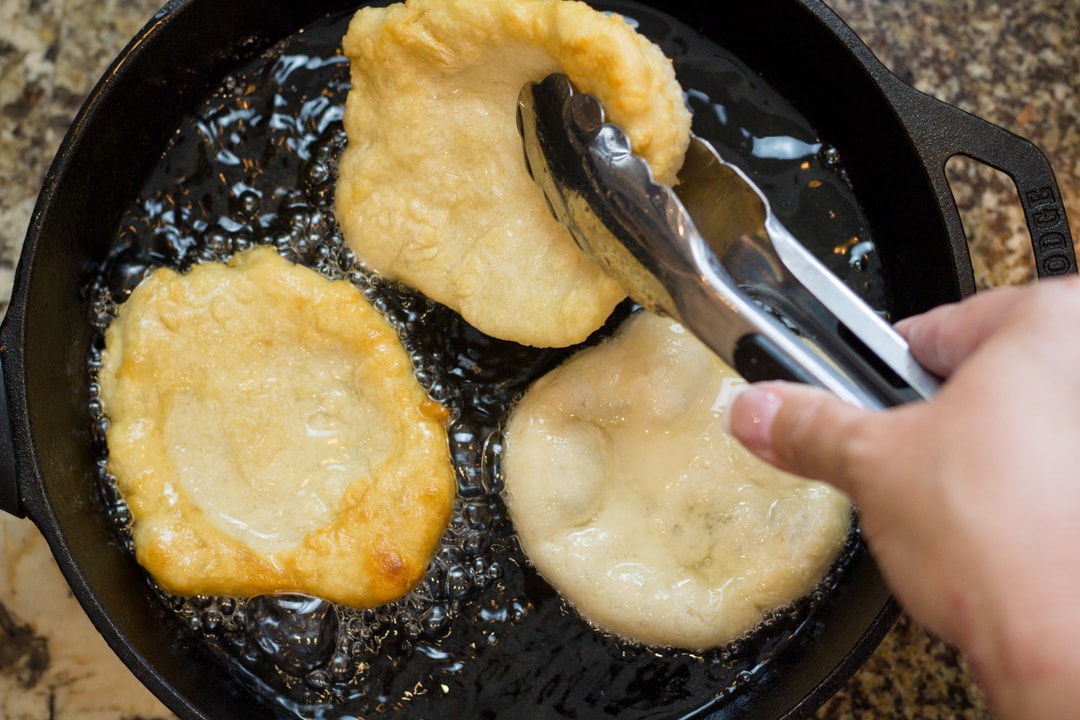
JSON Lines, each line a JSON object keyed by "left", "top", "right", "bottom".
{"left": 884, "top": 76, "right": 1077, "bottom": 283}
{"left": 0, "top": 348, "right": 22, "bottom": 518}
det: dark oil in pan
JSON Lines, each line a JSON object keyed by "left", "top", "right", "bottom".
{"left": 86, "top": 2, "right": 879, "bottom": 718}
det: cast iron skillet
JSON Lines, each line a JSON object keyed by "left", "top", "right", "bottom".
{"left": 0, "top": 0, "right": 1074, "bottom": 718}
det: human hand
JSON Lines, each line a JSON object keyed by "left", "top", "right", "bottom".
{"left": 727, "top": 276, "right": 1080, "bottom": 720}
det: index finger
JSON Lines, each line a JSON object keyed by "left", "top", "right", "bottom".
{"left": 895, "top": 285, "right": 1025, "bottom": 378}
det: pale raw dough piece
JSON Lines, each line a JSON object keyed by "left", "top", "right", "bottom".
{"left": 336, "top": 0, "right": 692, "bottom": 347}
{"left": 99, "top": 247, "right": 455, "bottom": 608}
{"left": 503, "top": 311, "right": 853, "bottom": 649}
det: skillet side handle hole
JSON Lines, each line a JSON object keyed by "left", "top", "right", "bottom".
{"left": 945, "top": 156, "right": 1045, "bottom": 291}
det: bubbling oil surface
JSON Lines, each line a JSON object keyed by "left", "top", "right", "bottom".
{"left": 87, "top": 3, "right": 879, "bottom": 718}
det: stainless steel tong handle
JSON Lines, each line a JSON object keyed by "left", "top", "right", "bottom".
{"left": 517, "top": 73, "right": 939, "bottom": 409}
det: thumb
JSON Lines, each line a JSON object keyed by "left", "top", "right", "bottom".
{"left": 727, "top": 381, "right": 880, "bottom": 495}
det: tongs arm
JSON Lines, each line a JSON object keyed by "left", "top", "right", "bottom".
{"left": 517, "top": 73, "right": 938, "bottom": 409}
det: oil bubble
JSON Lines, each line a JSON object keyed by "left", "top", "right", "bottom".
{"left": 247, "top": 594, "right": 339, "bottom": 675}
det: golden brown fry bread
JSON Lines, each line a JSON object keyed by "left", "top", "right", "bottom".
{"left": 100, "top": 247, "right": 455, "bottom": 607}
{"left": 336, "top": 0, "right": 692, "bottom": 347}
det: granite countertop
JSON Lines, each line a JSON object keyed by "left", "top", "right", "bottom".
{"left": 0, "top": 0, "right": 1076, "bottom": 718}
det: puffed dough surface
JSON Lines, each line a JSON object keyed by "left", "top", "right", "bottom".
{"left": 99, "top": 247, "right": 455, "bottom": 607}
{"left": 503, "top": 312, "right": 853, "bottom": 649}
{"left": 336, "top": 0, "right": 692, "bottom": 348}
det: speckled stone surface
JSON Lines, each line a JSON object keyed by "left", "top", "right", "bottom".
{"left": 0, "top": 0, "right": 1076, "bottom": 718}
{"left": 830, "top": 0, "right": 1079, "bottom": 291}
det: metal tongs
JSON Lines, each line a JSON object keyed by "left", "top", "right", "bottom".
{"left": 517, "top": 74, "right": 939, "bottom": 409}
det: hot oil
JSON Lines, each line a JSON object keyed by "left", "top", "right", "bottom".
{"left": 87, "top": 3, "right": 879, "bottom": 718}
